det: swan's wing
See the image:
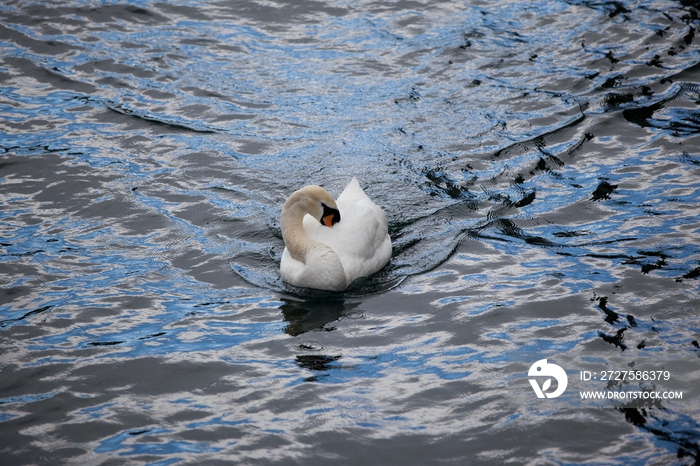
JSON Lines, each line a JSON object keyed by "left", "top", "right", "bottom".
{"left": 338, "top": 202, "right": 391, "bottom": 282}
{"left": 313, "top": 196, "right": 390, "bottom": 284}
{"left": 336, "top": 177, "right": 365, "bottom": 204}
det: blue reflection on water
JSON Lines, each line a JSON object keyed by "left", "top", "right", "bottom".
{"left": 1, "top": 0, "right": 700, "bottom": 463}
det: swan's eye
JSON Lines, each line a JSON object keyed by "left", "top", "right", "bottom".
{"left": 321, "top": 203, "right": 341, "bottom": 227}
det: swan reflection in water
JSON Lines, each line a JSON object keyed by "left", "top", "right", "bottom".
{"left": 280, "top": 298, "right": 360, "bottom": 381}
{"left": 279, "top": 297, "right": 360, "bottom": 336}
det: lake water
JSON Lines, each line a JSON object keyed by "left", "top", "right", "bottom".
{"left": 2, "top": 0, "right": 700, "bottom": 464}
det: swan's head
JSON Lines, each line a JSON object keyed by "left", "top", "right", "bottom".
{"left": 286, "top": 185, "right": 341, "bottom": 227}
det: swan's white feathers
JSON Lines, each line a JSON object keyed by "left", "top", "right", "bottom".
{"left": 280, "top": 177, "right": 391, "bottom": 291}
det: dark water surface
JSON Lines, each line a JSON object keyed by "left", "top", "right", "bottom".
{"left": 2, "top": 0, "right": 700, "bottom": 464}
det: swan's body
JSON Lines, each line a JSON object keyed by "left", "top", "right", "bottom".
{"left": 280, "top": 177, "right": 391, "bottom": 291}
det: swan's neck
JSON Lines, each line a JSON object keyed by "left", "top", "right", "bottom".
{"left": 280, "top": 201, "right": 320, "bottom": 263}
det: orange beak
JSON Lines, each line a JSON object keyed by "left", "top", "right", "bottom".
{"left": 322, "top": 214, "right": 335, "bottom": 227}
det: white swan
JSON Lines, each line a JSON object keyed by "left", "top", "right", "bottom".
{"left": 280, "top": 177, "right": 392, "bottom": 291}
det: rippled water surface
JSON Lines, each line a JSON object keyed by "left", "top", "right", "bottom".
{"left": 2, "top": 0, "right": 700, "bottom": 464}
